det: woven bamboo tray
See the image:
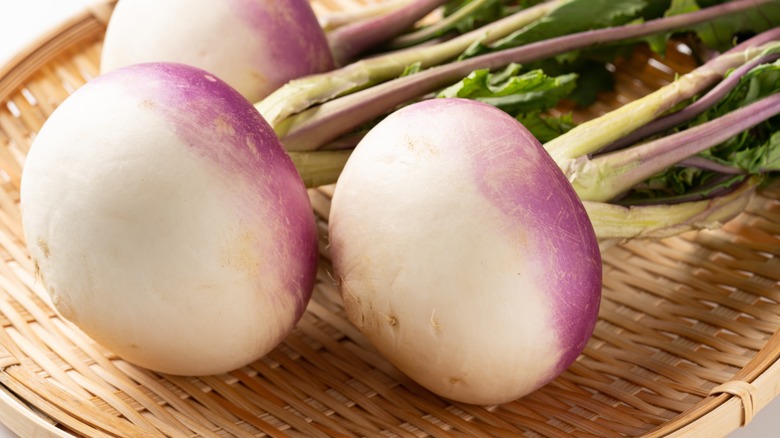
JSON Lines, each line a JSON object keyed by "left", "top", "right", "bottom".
{"left": 1, "top": 1, "right": 780, "bottom": 437}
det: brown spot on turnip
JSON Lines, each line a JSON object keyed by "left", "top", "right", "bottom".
{"left": 404, "top": 134, "right": 438, "bottom": 156}
{"left": 138, "top": 98, "right": 155, "bottom": 110}
{"left": 430, "top": 309, "right": 441, "bottom": 330}
{"left": 223, "top": 228, "right": 262, "bottom": 278}
{"left": 214, "top": 115, "right": 236, "bottom": 136}
{"left": 50, "top": 288, "right": 75, "bottom": 321}
{"left": 342, "top": 286, "right": 365, "bottom": 328}
{"left": 249, "top": 70, "right": 270, "bottom": 91}
{"left": 245, "top": 137, "right": 261, "bottom": 160}
{"left": 37, "top": 239, "right": 50, "bottom": 258}
{"left": 331, "top": 272, "right": 342, "bottom": 287}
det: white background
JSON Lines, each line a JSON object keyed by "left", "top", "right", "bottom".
{"left": 0, "top": 0, "right": 778, "bottom": 436}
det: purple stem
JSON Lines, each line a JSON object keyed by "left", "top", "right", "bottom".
{"left": 599, "top": 53, "right": 780, "bottom": 154}
{"left": 678, "top": 156, "right": 747, "bottom": 174}
{"left": 327, "top": 0, "right": 449, "bottom": 65}
{"left": 282, "top": 0, "right": 775, "bottom": 151}
{"left": 617, "top": 173, "right": 748, "bottom": 205}
{"left": 600, "top": 93, "right": 780, "bottom": 199}
{"left": 725, "top": 24, "right": 780, "bottom": 54}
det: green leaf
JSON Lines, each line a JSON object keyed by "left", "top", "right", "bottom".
{"left": 732, "top": 131, "right": 780, "bottom": 173}
{"left": 438, "top": 64, "right": 578, "bottom": 141}
{"left": 457, "top": 0, "right": 664, "bottom": 106}
{"left": 695, "top": 61, "right": 780, "bottom": 173}
{"left": 620, "top": 173, "right": 748, "bottom": 204}
{"left": 459, "top": 0, "right": 654, "bottom": 59}
{"left": 437, "top": 64, "right": 578, "bottom": 114}
{"left": 693, "top": 3, "right": 780, "bottom": 51}
{"left": 401, "top": 62, "right": 423, "bottom": 77}
{"left": 623, "top": 58, "right": 780, "bottom": 201}
{"left": 642, "top": 0, "right": 700, "bottom": 53}
{"left": 488, "top": 0, "right": 650, "bottom": 52}
{"left": 565, "top": 61, "right": 615, "bottom": 107}
{"left": 680, "top": 59, "right": 780, "bottom": 164}
{"left": 516, "top": 111, "right": 576, "bottom": 142}
{"left": 443, "top": 0, "right": 521, "bottom": 34}
{"left": 665, "top": 0, "right": 700, "bottom": 15}
{"left": 649, "top": 0, "right": 780, "bottom": 53}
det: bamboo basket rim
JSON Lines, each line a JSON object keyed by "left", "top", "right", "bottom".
{"left": 1, "top": 1, "right": 780, "bottom": 437}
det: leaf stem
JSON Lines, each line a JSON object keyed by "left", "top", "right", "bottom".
{"left": 327, "top": 0, "right": 449, "bottom": 65}
{"left": 677, "top": 156, "right": 747, "bottom": 175}
{"left": 569, "top": 93, "right": 780, "bottom": 202}
{"left": 545, "top": 28, "right": 780, "bottom": 165}
{"left": 279, "top": 0, "right": 773, "bottom": 151}
{"left": 383, "top": 0, "right": 495, "bottom": 49}
{"left": 585, "top": 176, "right": 758, "bottom": 240}
{"left": 257, "top": 0, "right": 561, "bottom": 126}
{"left": 288, "top": 150, "right": 352, "bottom": 188}
{"left": 598, "top": 52, "right": 780, "bottom": 154}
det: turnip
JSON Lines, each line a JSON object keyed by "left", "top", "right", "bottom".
{"left": 320, "top": 23, "right": 779, "bottom": 404}
{"left": 20, "top": 62, "right": 318, "bottom": 376}
{"left": 328, "top": 98, "right": 602, "bottom": 405}
{"left": 100, "top": 0, "right": 449, "bottom": 102}
{"left": 100, "top": 0, "right": 335, "bottom": 102}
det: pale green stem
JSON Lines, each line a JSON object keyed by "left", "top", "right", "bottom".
{"left": 569, "top": 93, "right": 780, "bottom": 202}
{"left": 289, "top": 150, "right": 758, "bottom": 242}
{"left": 277, "top": 1, "right": 774, "bottom": 151}
{"left": 288, "top": 150, "right": 352, "bottom": 188}
{"left": 256, "top": 0, "right": 560, "bottom": 127}
{"left": 384, "top": 0, "right": 495, "bottom": 49}
{"left": 545, "top": 42, "right": 780, "bottom": 167}
{"left": 327, "top": 0, "right": 450, "bottom": 65}
{"left": 586, "top": 176, "right": 758, "bottom": 241}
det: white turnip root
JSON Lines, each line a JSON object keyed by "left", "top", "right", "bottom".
{"left": 328, "top": 98, "right": 602, "bottom": 405}
{"left": 100, "top": 0, "right": 448, "bottom": 102}
{"left": 20, "top": 62, "right": 318, "bottom": 376}
{"left": 100, "top": 0, "right": 334, "bottom": 102}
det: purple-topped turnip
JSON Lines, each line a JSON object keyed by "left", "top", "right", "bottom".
{"left": 100, "top": 0, "right": 335, "bottom": 102}
{"left": 328, "top": 98, "right": 602, "bottom": 405}
{"left": 100, "top": 0, "right": 449, "bottom": 102}
{"left": 20, "top": 63, "right": 318, "bottom": 376}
